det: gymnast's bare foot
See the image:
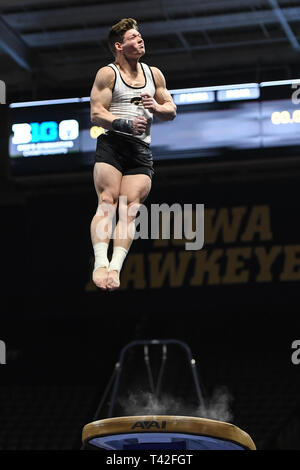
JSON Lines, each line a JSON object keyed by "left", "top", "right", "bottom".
{"left": 93, "top": 267, "right": 109, "bottom": 290}
{"left": 107, "top": 270, "right": 120, "bottom": 291}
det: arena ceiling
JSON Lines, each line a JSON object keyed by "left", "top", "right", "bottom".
{"left": 1, "top": 0, "right": 300, "bottom": 102}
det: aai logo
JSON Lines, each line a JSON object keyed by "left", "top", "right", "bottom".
{"left": 12, "top": 119, "right": 79, "bottom": 145}
{"left": 131, "top": 420, "right": 167, "bottom": 430}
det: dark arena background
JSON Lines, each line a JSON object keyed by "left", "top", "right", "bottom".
{"left": 1, "top": 0, "right": 300, "bottom": 452}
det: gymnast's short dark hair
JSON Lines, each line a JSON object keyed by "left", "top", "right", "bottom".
{"left": 108, "top": 18, "right": 138, "bottom": 56}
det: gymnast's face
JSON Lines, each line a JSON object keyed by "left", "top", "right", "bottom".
{"left": 117, "top": 28, "right": 145, "bottom": 58}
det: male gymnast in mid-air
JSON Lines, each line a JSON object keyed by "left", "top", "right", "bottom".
{"left": 90, "top": 18, "right": 176, "bottom": 291}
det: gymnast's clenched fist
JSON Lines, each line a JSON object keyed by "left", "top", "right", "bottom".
{"left": 141, "top": 93, "right": 158, "bottom": 113}
{"left": 132, "top": 115, "right": 147, "bottom": 135}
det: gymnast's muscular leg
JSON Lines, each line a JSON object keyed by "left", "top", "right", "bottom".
{"left": 106, "top": 173, "right": 152, "bottom": 291}
{"left": 90, "top": 162, "right": 122, "bottom": 289}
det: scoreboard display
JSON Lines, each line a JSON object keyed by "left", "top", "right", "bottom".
{"left": 9, "top": 79, "right": 300, "bottom": 175}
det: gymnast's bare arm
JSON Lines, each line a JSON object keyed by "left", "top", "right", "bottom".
{"left": 90, "top": 66, "right": 116, "bottom": 130}
{"left": 141, "top": 67, "right": 177, "bottom": 121}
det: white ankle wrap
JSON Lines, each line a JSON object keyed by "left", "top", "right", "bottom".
{"left": 93, "top": 242, "right": 109, "bottom": 271}
{"left": 109, "top": 246, "right": 128, "bottom": 273}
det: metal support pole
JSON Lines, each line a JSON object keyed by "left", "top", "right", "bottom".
{"left": 107, "top": 339, "right": 205, "bottom": 417}
{"left": 268, "top": 0, "right": 300, "bottom": 52}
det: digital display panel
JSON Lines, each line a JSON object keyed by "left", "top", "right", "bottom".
{"left": 151, "top": 101, "right": 261, "bottom": 156}
{"left": 8, "top": 79, "right": 300, "bottom": 175}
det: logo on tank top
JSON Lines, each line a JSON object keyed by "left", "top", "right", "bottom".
{"left": 130, "top": 96, "right": 142, "bottom": 106}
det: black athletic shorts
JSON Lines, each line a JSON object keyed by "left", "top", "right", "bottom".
{"left": 95, "top": 131, "right": 154, "bottom": 179}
